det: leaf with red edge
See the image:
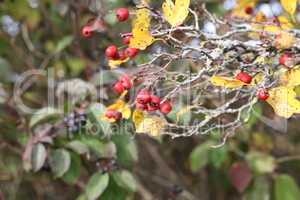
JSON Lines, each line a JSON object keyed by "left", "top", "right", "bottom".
{"left": 229, "top": 162, "right": 253, "bottom": 193}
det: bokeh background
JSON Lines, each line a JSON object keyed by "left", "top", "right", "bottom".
{"left": 1, "top": 0, "right": 300, "bottom": 199}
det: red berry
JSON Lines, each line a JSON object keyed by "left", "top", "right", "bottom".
{"left": 150, "top": 95, "right": 161, "bottom": 105}
{"left": 120, "top": 75, "right": 132, "bottom": 90}
{"left": 105, "top": 110, "right": 122, "bottom": 121}
{"left": 244, "top": 6, "right": 254, "bottom": 15}
{"left": 236, "top": 72, "right": 252, "bottom": 84}
{"left": 82, "top": 26, "right": 93, "bottom": 38}
{"left": 160, "top": 101, "right": 172, "bottom": 114}
{"left": 136, "top": 102, "right": 147, "bottom": 110}
{"left": 105, "top": 110, "right": 115, "bottom": 118}
{"left": 122, "top": 35, "right": 132, "bottom": 45}
{"left": 279, "top": 53, "right": 292, "bottom": 67}
{"left": 113, "top": 111, "right": 122, "bottom": 120}
{"left": 147, "top": 104, "right": 159, "bottom": 111}
{"left": 147, "top": 95, "right": 161, "bottom": 111}
{"left": 117, "top": 50, "right": 128, "bottom": 60}
{"left": 136, "top": 90, "right": 151, "bottom": 104}
{"left": 256, "top": 88, "right": 269, "bottom": 101}
{"left": 116, "top": 8, "right": 129, "bottom": 22}
{"left": 125, "top": 48, "right": 139, "bottom": 58}
{"left": 114, "top": 81, "right": 125, "bottom": 94}
{"left": 105, "top": 45, "right": 118, "bottom": 60}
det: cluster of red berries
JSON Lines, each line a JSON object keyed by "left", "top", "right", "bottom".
{"left": 113, "top": 75, "right": 133, "bottom": 94}
{"left": 136, "top": 89, "right": 172, "bottom": 114}
{"left": 235, "top": 72, "right": 269, "bottom": 101}
{"left": 105, "top": 45, "right": 139, "bottom": 61}
{"left": 81, "top": 8, "right": 129, "bottom": 38}
{"left": 105, "top": 109, "right": 123, "bottom": 121}
{"left": 104, "top": 8, "right": 139, "bottom": 61}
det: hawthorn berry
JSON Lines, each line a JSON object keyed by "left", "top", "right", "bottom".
{"left": 117, "top": 50, "right": 128, "bottom": 60}
{"left": 122, "top": 35, "right": 132, "bottom": 45}
{"left": 105, "top": 45, "right": 118, "bottom": 60}
{"left": 125, "top": 48, "right": 139, "bottom": 58}
{"left": 81, "top": 26, "right": 93, "bottom": 38}
{"left": 256, "top": 88, "right": 269, "bottom": 101}
{"left": 120, "top": 75, "right": 132, "bottom": 89}
{"left": 147, "top": 95, "right": 161, "bottom": 111}
{"left": 279, "top": 53, "right": 292, "bottom": 67}
{"left": 136, "top": 102, "right": 147, "bottom": 110}
{"left": 105, "top": 110, "right": 122, "bottom": 121}
{"left": 114, "top": 81, "right": 125, "bottom": 94}
{"left": 160, "top": 101, "right": 172, "bottom": 114}
{"left": 136, "top": 89, "right": 151, "bottom": 104}
{"left": 236, "top": 72, "right": 252, "bottom": 84}
{"left": 116, "top": 8, "right": 129, "bottom": 22}
{"left": 244, "top": 6, "right": 254, "bottom": 15}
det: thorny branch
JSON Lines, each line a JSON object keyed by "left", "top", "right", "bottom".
{"left": 128, "top": 5, "right": 297, "bottom": 138}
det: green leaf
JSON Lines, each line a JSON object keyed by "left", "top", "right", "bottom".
{"left": 67, "top": 58, "right": 86, "bottom": 76}
{"left": 275, "top": 174, "right": 300, "bottom": 200}
{"left": 49, "top": 149, "right": 71, "bottom": 178}
{"left": 208, "top": 146, "right": 228, "bottom": 169}
{"left": 246, "top": 177, "right": 270, "bottom": 200}
{"left": 79, "top": 136, "right": 105, "bottom": 157}
{"left": 66, "top": 140, "right": 89, "bottom": 155}
{"left": 55, "top": 35, "right": 74, "bottom": 53}
{"left": 246, "top": 151, "right": 276, "bottom": 174}
{"left": 62, "top": 153, "right": 82, "bottom": 184}
{"left": 31, "top": 143, "right": 47, "bottom": 172}
{"left": 85, "top": 172, "right": 109, "bottom": 200}
{"left": 101, "top": 175, "right": 128, "bottom": 200}
{"left": 29, "top": 107, "right": 62, "bottom": 128}
{"left": 87, "top": 103, "right": 112, "bottom": 136}
{"left": 112, "top": 135, "right": 138, "bottom": 167}
{"left": 112, "top": 170, "right": 137, "bottom": 192}
{"left": 189, "top": 142, "right": 212, "bottom": 172}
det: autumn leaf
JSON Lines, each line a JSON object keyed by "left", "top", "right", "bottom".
{"left": 133, "top": 110, "right": 166, "bottom": 137}
{"left": 129, "top": 8, "right": 155, "bottom": 50}
{"left": 108, "top": 58, "right": 130, "bottom": 69}
{"left": 280, "top": 68, "right": 300, "bottom": 87}
{"left": 281, "top": 0, "right": 297, "bottom": 15}
{"left": 266, "top": 86, "right": 300, "bottom": 118}
{"left": 211, "top": 75, "right": 247, "bottom": 89}
{"left": 162, "top": 0, "right": 190, "bottom": 27}
{"left": 275, "top": 31, "right": 296, "bottom": 49}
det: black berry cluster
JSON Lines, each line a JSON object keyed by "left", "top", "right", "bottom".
{"left": 64, "top": 110, "right": 87, "bottom": 133}
{"left": 96, "top": 158, "right": 119, "bottom": 174}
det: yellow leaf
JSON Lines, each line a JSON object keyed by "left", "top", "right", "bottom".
{"left": 266, "top": 86, "right": 300, "bottom": 118}
{"left": 251, "top": 73, "right": 265, "bottom": 85}
{"left": 129, "top": 8, "right": 155, "bottom": 50}
{"left": 275, "top": 31, "right": 295, "bottom": 49}
{"left": 132, "top": 109, "right": 145, "bottom": 128}
{"left": 108, "top": 58, "right": 130, "bottom": 69}
{"left": 211, "top": 75, "right": 246, "bottom": 89}
{"left": 162, "top": 0, "right": 190, "bottom": 27}
{"left": 106, "top": 100, "right": 131, "bottom": 120}
{"left": 281, "top": 0, "right": 297, "bottom": 15}
{"left": 135, "top": 115, "right": 166, "bottom": 137}
{"left": 280, "top": 68, "right": 300, "bottom": 87}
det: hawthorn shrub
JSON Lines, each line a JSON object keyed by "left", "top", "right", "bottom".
{"left": 1, "top": 0, "right": 300, "bottom": 199}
